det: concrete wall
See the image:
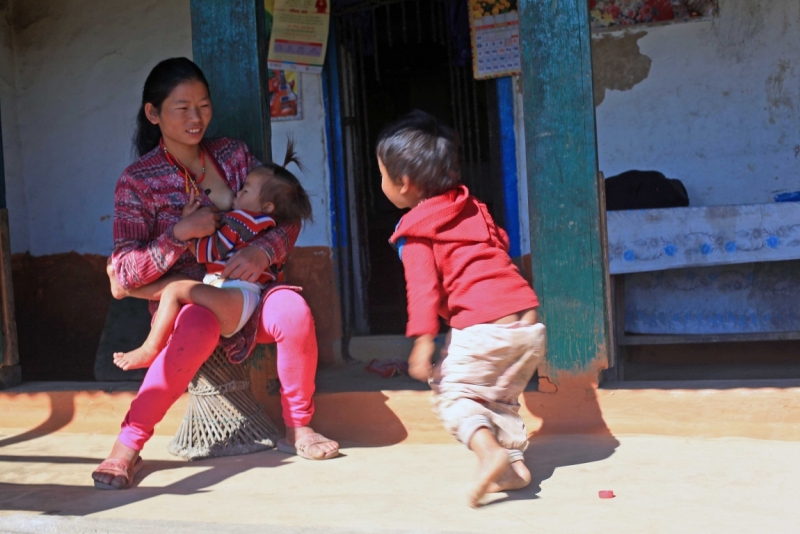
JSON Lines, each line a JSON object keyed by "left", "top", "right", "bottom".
{"left": 593, "top": 0, "right": 799, "bottom": 207}
{"left": 5, "top": 0, "right": 192, "bottom": 256}
{"left": 0, "top": 0, "right": 332, "bottom": 256}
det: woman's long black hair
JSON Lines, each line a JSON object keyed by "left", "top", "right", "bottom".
{"left": 134, "top": 58, "right": 209, "bottom": 157}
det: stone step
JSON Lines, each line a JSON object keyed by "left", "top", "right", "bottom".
{"left": 3, "top": 379, "right": 800, "bottom": 446}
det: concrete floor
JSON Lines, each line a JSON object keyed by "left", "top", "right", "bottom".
{"left": 0, "top": 374, "right": 800, "bottom": 534}
{"left": 1, "top": 433, "right": 799, "bottom": 533}
{"left": 1, "top": 380, "right": 800, "bottom": 533}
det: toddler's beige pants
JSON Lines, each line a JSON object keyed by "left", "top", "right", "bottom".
{"left": 431, "top": 322, "right": 547, "bottom": 461}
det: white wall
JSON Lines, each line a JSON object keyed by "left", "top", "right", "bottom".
{"left": 595, "top": 0, "right": 800, "bottom": 207}
{"left": 6, "top": 0, "right": 193, "bottom": 256}
{"left": 0, "top": 0, "right": 331, "bottom": 256}
{"left": 271, "top": 73, "right": 331, "bottom": 248}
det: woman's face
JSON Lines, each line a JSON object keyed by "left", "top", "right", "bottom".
{"left": 145, "top": 79, "right": 212, "bottom": 147}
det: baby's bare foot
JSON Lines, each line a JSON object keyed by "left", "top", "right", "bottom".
{"left": 486, "top": 459, "right": 532, "bottom": 493}
{"left": 113, "top": 345, "right": 158, "bottom": 371}
{"left": 468, "top": 447, "right": 510, "bottom": 508}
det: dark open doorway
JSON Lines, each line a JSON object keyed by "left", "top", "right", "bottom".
{"left": 330, "top": 0, "right": 504, "bottom": 336}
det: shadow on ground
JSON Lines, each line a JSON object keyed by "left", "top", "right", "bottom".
{"left": 483, "top": 386, "right": 621, "bottom": 505}
{"left": 0, "top": 451, "right": 292, "bottom": 516}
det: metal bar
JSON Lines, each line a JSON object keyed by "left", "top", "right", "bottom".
{"left": 355, "top": 20, "right": 375, "bottom": 212}
{"left": 446, "top": 26, "right": 464, "bottom": 166}
{"left": 400, "top": 0, "right": 407, "bottom": 43}
{"left": 430, "top": 0, "right": 438, "bottom": 43}
{"left": 416, "top": 0, "right": 422, "bottom": 43}
{"left": 462, "top": 67, "right": 475, "bottom": 168}
{"left": 371, "top": 7, "right": 380, "bottom": 83}
{"left": 472, "top": 77, "right": 482, "bottom": 163}
{"left": 386, "top": 2, "right": 393, "bottom": 47}
{"left": 438, "top": 1, "right": 447, "bottom": 45}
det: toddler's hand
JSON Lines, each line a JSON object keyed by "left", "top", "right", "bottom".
{"left": 408, "top": 335, "right": 436, "bottom": 382}
{"left": 182, "top": 189, "right": 202, "bottom": 218}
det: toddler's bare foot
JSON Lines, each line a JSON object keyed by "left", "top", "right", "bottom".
{"left": 113, "top": 345, "right": 158, "bottom": 371}
{"left": 486, "top": 459, "right": 531, "bottom": 493}
{"left": 468, "top": 446, "right": 509, "bottom": 508}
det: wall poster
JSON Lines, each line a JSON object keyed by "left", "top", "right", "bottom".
{"left": 264, "top": 1, "right": 309, "bottom": 120}
{"left": 266, "top": 0, "right": 331, "bottom": 73}
{"left": 268, "top": 69, "right": 301, "bottom": 121}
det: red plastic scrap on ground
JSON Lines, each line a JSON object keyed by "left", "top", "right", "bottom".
{"left": 365, "top": 359, "right": 409, "bottom": 378}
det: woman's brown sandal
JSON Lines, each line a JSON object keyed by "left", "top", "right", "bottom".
{"left": 277, "top": 433, "right": 339, "bottom": 460}
{"left": 92, "top": 456, "right": 143, "bottom": 490}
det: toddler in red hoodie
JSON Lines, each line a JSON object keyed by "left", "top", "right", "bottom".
{"left": 378, "top": 110, "right": 548, "bottom": 507}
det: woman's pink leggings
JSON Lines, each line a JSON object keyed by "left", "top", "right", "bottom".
{"left": 118, "top": 289, "right": 317, "bottom": 451}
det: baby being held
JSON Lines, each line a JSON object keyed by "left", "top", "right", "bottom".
{"left": 113, "top": 147, "right": 311, "bottom": 371}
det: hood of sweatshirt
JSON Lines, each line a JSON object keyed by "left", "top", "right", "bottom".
{"left": 389, "top": 185, "right": 492, "bottom": 244}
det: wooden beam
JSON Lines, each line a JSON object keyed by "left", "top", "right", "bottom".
{"left": 620, "top": 331, "right": 800, "bottom": 346}
{"left": 0, "top": 102, "right": 19, "bottom": 388}
{"left": 518, "top": 0, "right": 610, "bottom": 380}
{"left": 0, "top": 209, "right": 20, "bottom": 388}
{"left": 190, "top": 0, "right": 272, "bottom": 162}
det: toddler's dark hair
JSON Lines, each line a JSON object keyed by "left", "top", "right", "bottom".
{"left": 376, "top": 110, "right": 461, "bottom": 198}
{"left": 251, "top": 138, "right": 313, "bottom": 225}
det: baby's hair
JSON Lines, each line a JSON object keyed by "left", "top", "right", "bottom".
{"left": 376, "top": 109, "right": 461, "bottom": 198}
{"left": 250, "top": 137, "right": 313, "bottom": 224}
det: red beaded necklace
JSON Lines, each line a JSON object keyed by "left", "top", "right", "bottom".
{"left": 160, "top": 138, "right": 206, "bottom": 195}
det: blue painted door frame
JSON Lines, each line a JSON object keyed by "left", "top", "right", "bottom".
{"left": 496, "top": 76, "right": 522, "bottom": 259}
{"left": 322, "top": 25, "right": 356, "bottom": 358}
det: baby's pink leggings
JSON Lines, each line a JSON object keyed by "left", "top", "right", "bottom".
{"left": 118, "top": 289, "right": 317, "bottom": 451}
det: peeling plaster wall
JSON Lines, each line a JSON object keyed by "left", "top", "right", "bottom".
{"left": 0, "top": 0, "right": 29, "bottom": 252}
{"left": 594, "top": 0, "right": 800, "bottom": 206}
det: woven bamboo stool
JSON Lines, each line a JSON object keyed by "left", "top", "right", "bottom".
{"left": 168, "top": 346, "right": 282, "bottom": 460}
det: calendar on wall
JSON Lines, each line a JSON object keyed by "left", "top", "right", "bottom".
{"left": 468, "top": 0, "right": 521, "bottom": 80}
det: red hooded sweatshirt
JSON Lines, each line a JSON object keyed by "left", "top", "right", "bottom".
{"left": 389, "top": 185, "right": 539, "bottom": 338}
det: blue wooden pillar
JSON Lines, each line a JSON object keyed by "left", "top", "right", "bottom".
{"left": 190, "top": 0, "right": 272, "bottom": 162}
{"left": 496, "top": 76, "right": 521, "bottom": 259}
{"left": 518, "top": 0, "right": 610, "bottom": 382}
